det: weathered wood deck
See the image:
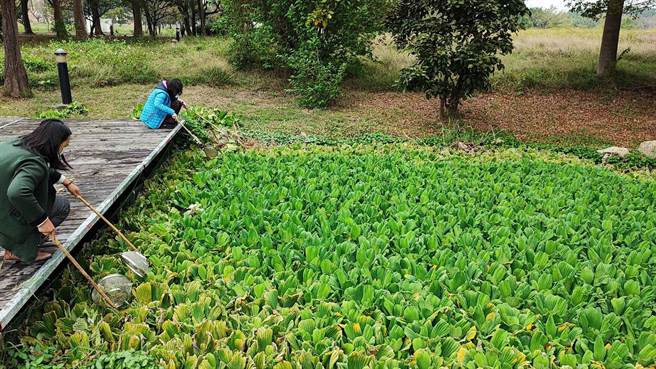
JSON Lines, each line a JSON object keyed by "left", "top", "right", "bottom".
{"left": 0, "top": 118, "right": 179, "bottom": 330}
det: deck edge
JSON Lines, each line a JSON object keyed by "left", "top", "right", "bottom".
{"left": 0, "top": 124, "right": 180, "bottom": 331}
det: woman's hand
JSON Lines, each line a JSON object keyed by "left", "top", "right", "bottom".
{"left": 38, "top": 218, "right": 56, "bottom": 240}
{"left": 65, "top": 182, "right": 82, "bottom": 197}
{"left": 179, "top": 99, "right": 188, "bottom": 109}
{"left": 172, "top": 113, "right": 179, "bottom": 122}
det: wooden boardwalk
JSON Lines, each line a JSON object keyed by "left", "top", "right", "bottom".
{"left": 0, "top": 118, "right": 179, "bottom": 330}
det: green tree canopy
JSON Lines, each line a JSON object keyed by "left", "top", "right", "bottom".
{"left": 222, "top": 0, "right": 389, "bottom": 108}
{"left": 388, "top": 0, "right": 529, "bottom": 119}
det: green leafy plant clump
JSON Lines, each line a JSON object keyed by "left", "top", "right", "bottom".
{"left": 36, "top": 101, "right": 89, "bottom": 120}
{"left": 8, "top": 146, "right": 656, "bottom": 369}
{"left": 84, "top": 351, "right": 161, "bottom": 369}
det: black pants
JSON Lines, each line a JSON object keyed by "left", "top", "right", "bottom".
{"left": 40, "top": 196, "right": 69, "bottom": 245}
{"left": 160, "top": 100, "right": 184, "bottom": 129}
{"left": 49, "top": 196, "right": 70, "bottom": 227}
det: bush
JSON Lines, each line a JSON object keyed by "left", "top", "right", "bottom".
{"left": 36, "top": 101, "right": 89, "bottom": 120}
{"left": 227, "top": 26, "right": 281, "bottom": 70}
{"left": 287, "top": 47, "right": 347, "bottom": 108}
{"left": 222, "top": 0, "right": 388, "bottom": 107}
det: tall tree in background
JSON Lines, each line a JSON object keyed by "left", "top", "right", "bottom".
{"left": 143, "top": 0, "right": 175, "bottom": 36}
{"left": 132, "top": 0, "right": 143, "bottom": 37}
{"left": 73, "top": 0, "right": 88, "bottom": 39}
{"left": 20, "top": 0, "right": 34, "bottom": 34}
{"left": 2, "top": 0, "right": 31, "bottom": 97}
{"left": 568, "top": 0, "right": 655, "bottom": 78}
{"left": 388, "top": 0, "right": 529, "bottom": 118}
{"left": 48, "top": 0, "right": 68, "bottom": 38}
{"left": 196, "top": 0, "right": 204, "bottom": 35}
{"left": 89, "top": 0, "right": 104, "bottom": 35}
{"left": 85, "top": 0, "right": 123, "bottom": 35}
{"left": 198, "top": 0, "right": 220, "bottom": 35}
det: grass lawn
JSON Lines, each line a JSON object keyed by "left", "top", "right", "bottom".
{"left": 1, "top": 27, "right": 655, "bottom": 146}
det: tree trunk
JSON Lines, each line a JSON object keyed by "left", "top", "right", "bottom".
{"left": 197, "top": 0, "right": 205, "bottom": 35}
{"left": 182, "top": 9, "right": 191, "bottom": 36}
{"left": 73, "top": 0, "right": 87, "bottom": 39}
{"left": 132, "top": 0, "right": 143, "bottom": 37}
{"left": 143, "top": 6, "right": 155, "bottom": 37}
{"left": 20, "top": 0, "right": 34, "bottom": 34}
{"left": 190, "top": 0, "right": 197, "bottom": 36}
{"left": 597, "top": 0, "right": 625, "bottom": 78}
{"left": 2, "top": 0, "right": 31, "bottom": 97}
{"left": 90, "top": 0, "right": 103, "bottom": 36}
{"left": 51, "top": 0, "right": 67, "bottom": 38}
{"left": 439, "top": 98, "right": 447, "bottom": 120}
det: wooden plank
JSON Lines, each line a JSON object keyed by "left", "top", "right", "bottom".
{"left": 0, "top": 120, "right": 180, "bottom": 330}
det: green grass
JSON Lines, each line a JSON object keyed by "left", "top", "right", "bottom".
{"left": 3, "top": 37, "right": 233, "bottom": 89}
{"left": 495, "top": 28, "right": 656, "bottom": 91}
{"left": 17, "top": 22, "right": 176, "bottom": 37}
{"left": 7, "top": 28, "right": 655, "bottom": 95}
{"left": 2, "top": 28, "right": 655, "bottom": 147}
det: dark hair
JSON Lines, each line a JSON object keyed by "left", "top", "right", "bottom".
{"left": 167, "top": 79, "right": 183, "bottom": 99}
{"left": 21, "top": 119, "right": 72, "bottom": 171}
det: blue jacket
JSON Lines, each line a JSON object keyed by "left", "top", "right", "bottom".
{"left": 140, "top": 81, "right": 175, "bottom": 129}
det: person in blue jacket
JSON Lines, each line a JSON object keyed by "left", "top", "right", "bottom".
{"left": 140, "top": 79, "right": 187, "bottom": 129}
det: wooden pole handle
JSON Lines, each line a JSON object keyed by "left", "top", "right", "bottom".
{"left": 179, "top": 120, "right": 203, "bottom": 145}
{"left": 51, "top": 237, "right": 117, "bottom": 309}
{"left": 76, "top": 195, "right": 139, "bottom": 252}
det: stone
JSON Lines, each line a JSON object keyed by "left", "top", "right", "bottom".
{"left": 453, "top": 141, "right": 477, "bottom": 153}
{"left": 597, "top": 146, "right": 630, "bottom": 158}
{"left": 637, "top": 141, "right": 656, "bottom": 159}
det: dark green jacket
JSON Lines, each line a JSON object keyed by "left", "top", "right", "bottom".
{"left": 0, "top": 138, "right": 60, "bottom": 261}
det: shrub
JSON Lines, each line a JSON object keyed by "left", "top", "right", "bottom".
{"left": 227, "top": 25, "right": 281, "bottom": 70}
{"left": 36, "top": 101, "right": 89, "bottom": 119}
{"left": 388, "top": 0, "right": 530, "bottom": 118}
{"left": 287, "top": 47, "right": 347, "bottom": 108}
{"left": 221, "top": 0, "right": 389, "bottom": 107}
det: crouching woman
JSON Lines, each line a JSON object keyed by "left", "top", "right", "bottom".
{"left": 140, "top": 79, "right": 187, "bottom": 129}
{"left": 0, "top": 120, "right": 82, "bottom": 263}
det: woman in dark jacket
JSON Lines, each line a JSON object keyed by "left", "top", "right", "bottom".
{"left": 0, "top": 120, "right": 82, "bottom": 263}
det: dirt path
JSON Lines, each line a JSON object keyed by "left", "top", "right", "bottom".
{"left": 462, "top": 89, "right": 655, "bottom": 146}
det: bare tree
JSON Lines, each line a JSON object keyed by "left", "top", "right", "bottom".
{"left": 143, "top": 0, "right": 176, "bottom": 36}
{"left": 2, "top": 0, "right": 32, "bottom": 97}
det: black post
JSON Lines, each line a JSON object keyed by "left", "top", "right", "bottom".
{"left": 176, "top": 26, "right": 180, "bottom": 41}
{"left": 55, "top": 49, "right": 72, "bottom": 105}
